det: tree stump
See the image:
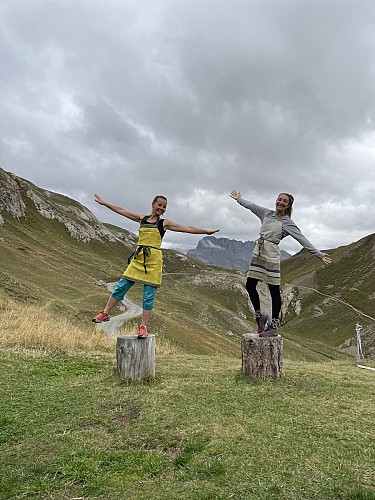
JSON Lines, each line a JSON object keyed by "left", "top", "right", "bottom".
{"left": 241, "top": 333, "right": 283, "bottom": 380}
{"left": 116, "top": 335, "right": 155, "bottom": 382}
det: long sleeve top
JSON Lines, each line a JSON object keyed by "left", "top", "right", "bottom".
{"left": 237, "top": 197, "right": 325, "bottom": 259}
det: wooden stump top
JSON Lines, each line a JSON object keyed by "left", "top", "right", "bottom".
{"left": 242, "top": 333, "right": 282, "bottom": 340}
{"left": 117, "top": 334, "right": 156, "bottom": 340}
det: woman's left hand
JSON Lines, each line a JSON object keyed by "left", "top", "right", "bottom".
{"left": 321, "top": 253, "right": 332, "bottom": 265}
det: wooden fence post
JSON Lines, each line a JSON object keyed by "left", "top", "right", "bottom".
{"left": 241, "top": 333, "right": 283, "bottom": 380}
{"left": 116, "top": 335, "right": 156, "bottom": 382}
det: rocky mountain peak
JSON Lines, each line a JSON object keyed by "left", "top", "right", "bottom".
{"left": 188, "top": 235, "right": 291, "bottom": 271}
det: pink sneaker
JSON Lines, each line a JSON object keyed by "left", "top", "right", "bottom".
{"left": 137, "top": 325, "right": 148, "bottom": 339}
{"left": 92, "top": 310, "right": 110, "bottom": 323}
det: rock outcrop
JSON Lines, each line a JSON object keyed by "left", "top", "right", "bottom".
{"left": 0, "top": 167, "right": 137, "bottom": 245}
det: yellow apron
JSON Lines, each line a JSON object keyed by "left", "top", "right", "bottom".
{"left": 123, "top": 220, "right": 163, "bottom": 287}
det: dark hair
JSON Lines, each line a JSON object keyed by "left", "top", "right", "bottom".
{"left": 152, "top": 195, "right": 168, "bottom": 205}
{"left": 278, "top": 193, "right": 294, "bottom": 217}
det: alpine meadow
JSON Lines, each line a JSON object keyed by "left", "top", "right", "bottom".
{"left": 0, "top": 167, "right": 374, "bottom": 499}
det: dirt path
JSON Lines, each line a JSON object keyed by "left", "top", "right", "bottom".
{"left": 95, "top": 282, "right": 143, "bottom": 337}
{"left": 286, "top": 283, "right": 375, "bottom": 322}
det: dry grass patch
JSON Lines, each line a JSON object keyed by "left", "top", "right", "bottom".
{"left": 0, "top": 294, "right": 115, "bottom": 352}
{"left": 0, "top": 293, "right": 182, "bottom": 356}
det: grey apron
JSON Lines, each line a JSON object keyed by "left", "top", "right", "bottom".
{"left": 247, "top": 214, "right": 283, "bottom": 285}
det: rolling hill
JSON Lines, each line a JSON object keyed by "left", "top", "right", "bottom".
{"left": 1, "top": 167, "right": 374, "bottom": 360}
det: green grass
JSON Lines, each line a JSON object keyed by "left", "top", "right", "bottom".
{"left": 2, "top": 168, "right": 374, "bottom": 500}
{"left": 1, "top": 348, "right": 374, "bottom": 499}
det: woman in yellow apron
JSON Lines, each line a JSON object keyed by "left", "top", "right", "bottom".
{"left": 231, "top": 190, "right": 332, "bottom": 337}
{"left": 92, "top": 194, "right": 219, "bottom": 338}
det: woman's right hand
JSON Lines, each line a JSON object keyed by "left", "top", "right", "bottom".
{"left": 94, "top": 194, "right": 106, "bottom": 205}
{"left": 230, "top": 190, "right": 241, "bottom": 200}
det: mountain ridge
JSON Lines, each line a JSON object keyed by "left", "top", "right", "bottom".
{"left": 187, "top": 235, "right": 291, "bottom": 271}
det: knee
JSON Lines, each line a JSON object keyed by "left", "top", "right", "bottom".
{"left": 111, "top": 277, "right": 133, "bottom": 301}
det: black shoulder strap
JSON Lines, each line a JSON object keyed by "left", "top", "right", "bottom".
{"left": 158, "top": 219, "right": 166, "bottom": 238}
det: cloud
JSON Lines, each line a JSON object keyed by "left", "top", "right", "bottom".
{"left": 1, "top": 0, "right": 374, "bottom": 253}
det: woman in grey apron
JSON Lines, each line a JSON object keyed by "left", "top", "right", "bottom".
{"left": 230, "top": 191, "right": 332, "bottom": 336}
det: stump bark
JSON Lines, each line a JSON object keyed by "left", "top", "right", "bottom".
{"left": 116, "top": 335, "right": 155, "bottom": 382}
{"left": 241, "top": 333, "right": 283, "bottom": 379}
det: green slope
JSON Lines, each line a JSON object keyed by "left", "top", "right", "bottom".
{"left": 281, "top": 234, "right": 375, "bottom": 357}
{"left": 1, "top": 167, "right": 374, "bottom": 360}
{"left": 0, "top": 169, "right": 252, "bottom": 357}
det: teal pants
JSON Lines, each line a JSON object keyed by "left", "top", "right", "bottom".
{"left": 111, "top": 277, "right": 157, "bottom": 311}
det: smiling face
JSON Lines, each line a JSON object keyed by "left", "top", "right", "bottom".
{"left": 151, "top": 196, "right": 167, "bottom": 217}
{"left": 275, "top": 193, "right": 293, "bottom": 216}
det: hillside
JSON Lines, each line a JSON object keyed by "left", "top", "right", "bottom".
{"left": 280, "top": 235, "right": 375, "bottom": 357}
{"left": 1, "top": 167, "right": 374, "bottom": 360}
{"left": 0, "top": 168, "right": 252, "bottom": 357}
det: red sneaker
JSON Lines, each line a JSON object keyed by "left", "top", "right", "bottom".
{"left": 92, "top": 310, "right": 110, "bottom": 323}
{"left": 137, "top": 325, "right": 148, "bottom": 339}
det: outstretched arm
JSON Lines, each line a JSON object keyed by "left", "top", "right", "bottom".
{"left": 230, "top": 190, "right": 269, "bottom": 220}
{"left": 284, "top": 219, "right": 332, "bottom": 265}
{"left": 94, "top": 194, "right": 144, "bottom": 222}
{"left": 163, "top": 219, "right": 219, "bottom": 235}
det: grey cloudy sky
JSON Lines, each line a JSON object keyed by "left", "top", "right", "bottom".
{"left": 1, "top": 0, "right": 375, "bottom": 255}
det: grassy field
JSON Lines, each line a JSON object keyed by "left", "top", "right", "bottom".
{"left": 1, "top": 299, "right": 374, "bottom": 500}
{"left": 1, "top": 170, "right": 375, "bottom": 497}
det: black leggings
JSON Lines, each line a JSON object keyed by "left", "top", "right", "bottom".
{"left": 245, "top": 277, "right": 281, "bottom": 320}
